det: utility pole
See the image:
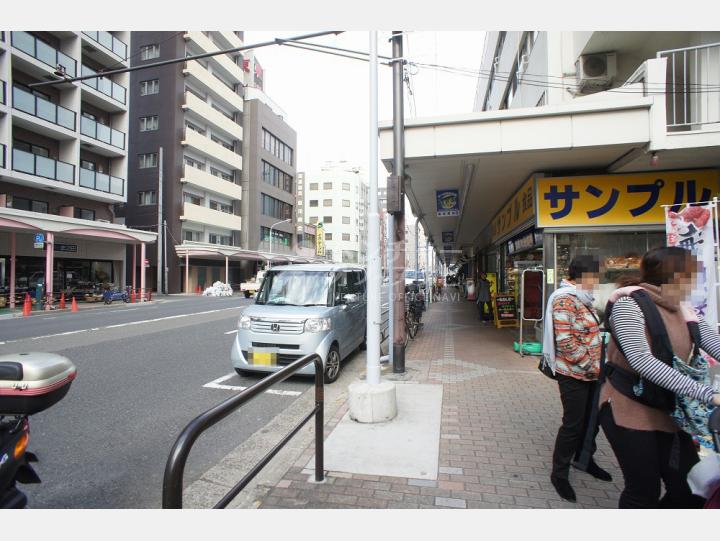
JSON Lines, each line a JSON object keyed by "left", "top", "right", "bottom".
{"left": 157, "top": 146, "right": 163, "bottom": 295}
{"left": 391, "top": 31, "right": 406, "bottom": 374}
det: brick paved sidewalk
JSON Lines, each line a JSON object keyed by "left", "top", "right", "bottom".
{"left": 260, "top": 289, "right": 623, "bottom": 509}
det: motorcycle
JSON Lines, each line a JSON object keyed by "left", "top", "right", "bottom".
{"left": 0, "top": 353, "right": 77, "bottom": 508}
{"left": 103, "top": 286, "right": 130, "bottom": 304}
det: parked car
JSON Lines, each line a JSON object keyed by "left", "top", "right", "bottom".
{"left": 231, "top": 264, "right": 388, "bottom": 383}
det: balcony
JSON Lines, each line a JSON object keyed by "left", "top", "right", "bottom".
{"left": 79, "top": 167, "right": 125, "bottom": 196}
{"left": 12, "top": 85, "right": 76, "bottom": 133}
{"left": 11, "top": 31, "right": 77, "bottom": 78}
{"left": 181, "top": 164, "right": 243, "bottom": 200}
{"left": 81, "top": 31, "right": 128, "bottom": 61}
{"left": 658, "top": 42, "right": 720, "bottom": 131}
{"left": 182, "top": 91, "right": 243, "bottom": 141}
{"left": 183, "top": 60, "right": 244, "bottom": 113}
{"left": 81, "top": 64, "right": 127, "bottom": 109}
{"left": 184, "top": 32, "right": 244, "bottom": 85}
{"left": 181, "top": 202, "right": 242, "bottom": 231}
{"left": 216, "top": 31, "right": 243, "bottom": 49}
{"left": 181, "top": 128, "right": 243, "bottom": 171}
{"left": 80, "top": 115, "right": 126, "bottom": 153}
{"left": 0, "top": 80, "right": 5, "bottom": 105}
{"left": 0, "top": 144, "right": 6, "bottom": 169}
{"left": 12, "top": 148, "right": 74, "bottom": 184}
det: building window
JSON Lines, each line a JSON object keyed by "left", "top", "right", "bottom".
{"left": 210, "top": 167, "right": 233, "bottom": 182}
{"left": 184, "top": 156, "right": 205, "bottom": 171}
{"left": 325, "top": 249, "right": 333, "bottom": 260}
{"left": 140, "top": 44, "right": 160, "bottom": 61}
{"left": 261, "top": 160, "right": 293, "bottom": 193}
{"left": 211, "top": 134, "right": 233, "bottom": 151}
{"left": 80, "top": 159, "right": 96, "bottom": 171}
{"left": 342, "top": 216, "right": 350, "bottom": 224}
{"left": 325, "top": 233, "right": 332, "bottom": 241}
{"left": 138, "top": 152, "right": 158, "bottom": 168}
{"left": 137, "top": 190, "right": 157, "bottom": 206}
{"left": 342, "top": 233, "right": 351, "bottom": 241}
{"left": 183, "top": 192, "right": 202, "bottom": 205}
{"left": 342, "top": 183, "right": 351, "bottom": 191}
{"left": 209, "top": 200, "right": 233, "bottom": 214}
{"left": 183, "top": 229, "right": 202, "bottom": 242}
{"left": 309, "top": 200, "right": 318, "bottom": 207}
{"left": 260, "top": 226, "right": 291, "bottom": 247}
{"left": 323, "top": 182, "right": 332, "bottom": 190}
{"left": 185, "top": 121, "right": 206, "bottom": 135}
{"left": 323, "top": 199, "right": 332, "bottom": 207}
{"left": 209, "top": 233, "right": 232, "bottom": 245}
{"left": 140, "top": 79, "right": 159, "bottom": 95}
{"left": 309, "top": 183, "right": 318, "bottom": 190}
{"left": 262, "top": 128, "right": 293, "bottom": 165}
{"left": 342, "top": 199, "right": 350, "bottom": 207}
{"left": 342, "top": 250, "right": 358, "bottom": 263}
{"left": 261, "top": 193, "right": 292, "bottom": 220}
{"left": 74, "top": 207, "right": 95, "bottom": 221}
{"left": 11, "top": 196, "right": 48, "bottom": 214}
{"left": 309, "top": 216, "right": 318, "bottom": 224}
{"left": 139, "top": 115, "right": 159, "bottom": 131}
{"left": 323, "top": 216, "right": 333, "bottom": 224}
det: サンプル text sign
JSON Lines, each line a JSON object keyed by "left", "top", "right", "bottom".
{"left": 536, "top": 170, "right": 720, "bottom": 228}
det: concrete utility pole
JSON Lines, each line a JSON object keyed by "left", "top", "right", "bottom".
{"left": 157, "top": 146, "right": 163, "bottom": 295}
{"left": 387, "top": 213, "right": 394, "bottom": 366}
{"left": 348, "top": 31, "right": 397, "bottom": 424}
{"left": 391, "top": 30, "right": 406, "bottom": 374}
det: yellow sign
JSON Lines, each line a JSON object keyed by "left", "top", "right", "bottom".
{"left": 315, "top": 223, "right": 325, "bottom": 256}
{"left": 537, "top": 169, "right": 720, "bottom": 228}
{"left": 491, "top": 176, "right": 535, "bottom": 243}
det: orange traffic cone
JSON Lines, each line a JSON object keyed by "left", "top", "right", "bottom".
{"left": 196, "top": 285, "right": 201, "bottom": 295}
{"left": 71, "top": 297, "right": 78, "bottom": 312}
{"left": 60, "top": 292, "right": 66, "bottom": 309}
{"left": 22, "top": 293, "right": 31, "bottom": 317}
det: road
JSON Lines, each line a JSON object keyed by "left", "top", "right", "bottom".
{"left": 0, "top": 295, "right": 313, "bottom": 508}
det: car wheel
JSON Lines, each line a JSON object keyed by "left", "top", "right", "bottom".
{"left": 244, "top": 291, "right": 251, "bottom": 298}
{"left": 235, "top": 368, "right": 254, "bottom": 378}
{"left": 324, "top": 345, "right": 341, "bottom": 384}
{"left": 123, "top": 297, "right": 130, "bottom": 303}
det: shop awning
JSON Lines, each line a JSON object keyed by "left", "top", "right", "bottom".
{"left": 174, "top": 242, "right": 329, "bottom": 264}
{"left": 0, "top": 207, "right": 156, "bottom": 244}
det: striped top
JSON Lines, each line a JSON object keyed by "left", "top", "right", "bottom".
{"left": 609, "top": 296, "right": 719, "bottom": 405}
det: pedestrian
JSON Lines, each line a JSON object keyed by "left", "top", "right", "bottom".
{"left": 476, "top": 272, "right": 492, "bottom": 321}
{"left": 542, "top": 255, "right": 612, "bottom": 502}
{"left": 600, "top": 246, "right": 720, "bottom": 508}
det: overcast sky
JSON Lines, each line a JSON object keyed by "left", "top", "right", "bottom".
{"left": 246, "top": 31, "right": 486, "bottom": 176}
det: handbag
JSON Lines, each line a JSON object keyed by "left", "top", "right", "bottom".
{"left": 538, "top": 356, "right": 557, "bottom": 380}
{"left": 671, "top": 350, "right": 716, "bottom": 449}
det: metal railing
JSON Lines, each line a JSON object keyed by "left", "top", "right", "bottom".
{"left": 81, "top": 64, "right": 127, "bottom": 105}
{"left": 79, "top": 167, "right": 125, "bottom": 196}
{"left": 11, "top": 31, "right": 77, "bottom": 77}
{"left": 82, "top": 31, "right": 127, "bottom": 60}
{"left": 13, "top": 85, "right": 76, "bottom": 130}
{"left": 80, "top": 115, "right": 125, "bottom": 150}
{"left": 658, "top": 42, "right": 720, "bottom": 130}
{"left": 162, "top": 353, "right": 324, "bottom": 508}
{"left": 12, "top": 148, "right": 74, "bottom": 184}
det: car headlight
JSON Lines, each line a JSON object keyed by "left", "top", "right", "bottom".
{"left": 239, "top": 315, "right": 251, "bottom": 330}
{"left": 304, "top": 317, "right": 331, "bottom": 333}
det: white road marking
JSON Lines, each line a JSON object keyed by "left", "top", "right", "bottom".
{"left": 203, "top": 372, "right": 302, "bottom": 397}
{"left": 3, "top": 306, "right": 242, "bottom": 344}
{"left": 224, "top": 329, "right": 238, "bottom": 335}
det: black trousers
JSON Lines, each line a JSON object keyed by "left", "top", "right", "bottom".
{"left": 476, "top": 300, "right": 492, "bottom": 320}
{"left": 598, "top": 403, "right": 704, "bottom": 509}
{"left": 552, "top": 374, "right": 599, "bottom": 480}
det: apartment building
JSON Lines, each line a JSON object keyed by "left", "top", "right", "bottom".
{"left": 294, "top": 172, "right": 318, "bottom": 258}
{"left": 0, "top": 31, "right": 155, "bottom": 307}
{"left": 303, "top": 161, "right": 368, "bottom": 265}
{"left": 124, "top": 31, "right": 246, "bottom": 294}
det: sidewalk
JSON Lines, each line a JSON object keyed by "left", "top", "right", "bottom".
{"left": 245, "top": 290, "right": 623, "bottom": 509}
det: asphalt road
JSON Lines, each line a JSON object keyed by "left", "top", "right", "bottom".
{"left": 0, "top": 296, "right": 314, "bottom": 508}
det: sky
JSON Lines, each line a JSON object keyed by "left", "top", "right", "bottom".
{"left": 245, "top": 31, "right": 486, "bottom": 176}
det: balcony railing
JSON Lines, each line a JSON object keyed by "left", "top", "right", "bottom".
{"left": 81, "top": 64, "right": 127, "bottom": 105}
{"left": 12, "top": 85, "right": 76, "bottom": 130}
{"left": 79, "top": 167, "right": 125, "bottom": 196}
{"left": 82, "top": 31, "right": 127, "bottom": 60}
{"left": 80, "top": 115, "right": 125, "bottom": 150}
{"left": 11, "top": 31, "right": 76, "bottom": 77}
{"left": 658, "top": 42, "right": 720, "bottom": 130}
{"left": 12, "top": 148, "right": 74, "bottom": 184}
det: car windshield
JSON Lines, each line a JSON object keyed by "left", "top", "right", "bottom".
{"left": 256, "top": 270, "right": 333, "bottom": 306}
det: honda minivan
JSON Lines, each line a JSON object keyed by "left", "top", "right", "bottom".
{"left": 231, "top": 264, "right": 387, "bottom": 383}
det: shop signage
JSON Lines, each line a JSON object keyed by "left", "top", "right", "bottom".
{"left": 508, "top": 231, "right": 542, "bottom": 255}
{"left": 442, "top": 231, "right": 454, "bottom": 243}
{"left": 536, "top": 169, "right": 720, "bottom": 228}
{"left": 493, "top": 293, "right": 517, "bottom": 327}
{"left": 55, "top": 244, "right": 77, "bottom": 253}
{"left": 436, "top": 189, "right": 460, "bottom": 217}
{"left": 34, "top": 232, "right": 45, "bottom": 249}
{"left": 491, "top": 176, "right": 535, "bottom": 243}
{"left": 315, "top": 223, "right": 325, "bottom": 257}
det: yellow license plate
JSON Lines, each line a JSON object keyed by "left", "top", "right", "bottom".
{"left": 251, "top": 351, "right": 277, "bottom": 366}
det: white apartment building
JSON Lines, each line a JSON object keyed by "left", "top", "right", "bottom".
{"left": 0, "top": 31, "right": 155, "bottom": 307}
{"left": 303, "top": 161, "right": 368, "bottom": 264}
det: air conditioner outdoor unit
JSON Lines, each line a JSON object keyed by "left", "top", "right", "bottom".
{"left": 575, "top": 52, "right": 617, "bottom": 92}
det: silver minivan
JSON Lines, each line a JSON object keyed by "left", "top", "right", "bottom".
{"left": 231, "top": 264, "right": 388, "bottom": 383}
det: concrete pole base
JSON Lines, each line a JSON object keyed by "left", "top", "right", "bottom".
{"left": 348, "top": 381, "right": 398, "bottom": 423}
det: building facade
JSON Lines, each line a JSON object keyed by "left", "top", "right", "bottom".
{"left": 0, "top": 31, "right": 155, "bottom": 308}
{"left": 303, "top": 161, "right": 368, "bottom": 265}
